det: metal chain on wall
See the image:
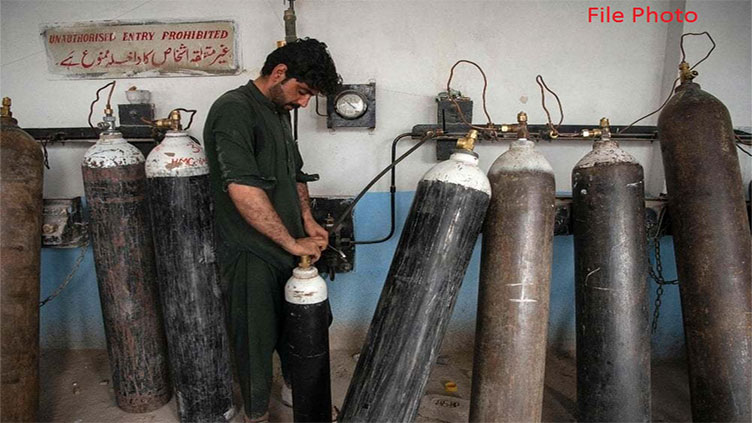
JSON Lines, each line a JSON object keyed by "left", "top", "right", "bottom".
{"left": 646, "top": 207, "right": 679, "bottom": 333}
{"left": 39, "top": 240, "right": 89, "bottom": 307}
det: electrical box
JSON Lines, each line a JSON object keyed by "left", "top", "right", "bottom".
{"left": 42, "top": 197, "right": 87, "bottom": 247}
{"left": 327, "top": 83, "right": 376, "bottom": 129}
{"left": 118, "top": 103, "right": 154, "bottom": 127}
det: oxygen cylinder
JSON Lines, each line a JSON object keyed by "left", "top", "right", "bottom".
{"left": 340, "top": 130, "right": 491, "bottom": 423}
{"left": 81, "top": 107, "right": 171, "bottom": 413}
{"left": 657, "top": 64, "right": 752, "bottom": 422}
{"left": 572, "top": 119, "right": 650, "bottom": 422}
{"left": 470, "top": 113, "right": 555, "bottom": 422}
{"left": 284, "top": 255, "right": 332, "bottom": 423}
{"left": 144, "top": 111, "right": 234, "bottom": 422}
{"left": 0, "top": 97, "right": 43, "bottom": 422}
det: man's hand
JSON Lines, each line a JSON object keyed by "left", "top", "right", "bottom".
{"left": 297, "top": 183, "right": 330, "bottom": 249}
{"left": 284, "top": 236, "right": 327, "bottom": 262}
{"left": 304, "top": 217, "right": 329, "bottom": 246}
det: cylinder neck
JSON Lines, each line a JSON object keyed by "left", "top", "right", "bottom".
{"left": 511, "top": 138, "right": 534, "bottom": 149}
{"left": 292, "top": 265, "right": 319, "bottom": 280}
{"left": 450, "top": 149, "right": 480, "bottom": 163}
{"left": 162, "top": 130, "right": 190, "bottom": 141}
{"left": 98, "top": 132, "right": 126, "bottom": 143}
{"left": 593, "top": 138, "right": 619, "bottom": 150}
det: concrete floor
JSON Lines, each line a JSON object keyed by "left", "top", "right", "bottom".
{"left": 39, "top": 349, "right": 691, "bottom": 422}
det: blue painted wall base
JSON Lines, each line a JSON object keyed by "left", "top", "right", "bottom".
{"left": 40, "top": 191, "right": 685, "bottom": 359}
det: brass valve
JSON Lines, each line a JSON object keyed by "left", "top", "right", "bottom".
{"left": 582, "top": 117, "right": 611, "bottom": 138}
{"left": 517, "top": 111, "right": 529, "bottom": 139}
{"left": 1, "top": 97, "right": 12, "bottom": 118}
{"left": 276, "top": 40, "right": 286, "bottom": 48}
{"left": 152, "top": 109, "right": 182, "bottom": 131}
{"left": 456, "top": 129, "right": 479, "bottom": 151}
{"left": 581, "top": 128, "right": 601, "bottom": 138}
{"left": 679, "top": 61, "right": 698, "bottom": 83}
{"left": 299, "top": 255, "right": 311, "bottom": 268}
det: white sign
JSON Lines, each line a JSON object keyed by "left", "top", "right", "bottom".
{"left": 42, "top": 20, "right": 241, "bottom": 78}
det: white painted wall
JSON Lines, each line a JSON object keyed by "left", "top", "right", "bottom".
{"left": 2, "top": 0, "right": 750, "bottom": 199}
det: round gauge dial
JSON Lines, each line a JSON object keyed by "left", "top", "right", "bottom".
{"left": 334, "top": 91, "right": 368, "bottom": 120}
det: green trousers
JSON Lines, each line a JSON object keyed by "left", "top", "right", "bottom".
{"left": 220, "top": 250, "right": 291, "bottom": 420}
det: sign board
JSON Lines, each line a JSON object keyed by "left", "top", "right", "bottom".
{"left": 41, "top": 20, "right": 241, "bottom": 78}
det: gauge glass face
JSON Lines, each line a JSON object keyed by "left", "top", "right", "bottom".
{"left": 335, "top": 92, "right": 367, "bottom": 119}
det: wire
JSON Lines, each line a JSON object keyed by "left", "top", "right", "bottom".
{"left": 618, "top": 77, "right": 680, "bottom": 135}
{"left": 293, "top": 108, "right": 298, "bottom": 141}
{"left": 172, "top": 108, "right": 197, "bottom": 130}
{"left": 681, "top": 32, "right": 716, "bottom": 70}
{"left": 87, "top": 81, "right": 116, "bottom": 128}
{"left": 619, "top": 32, "right": 716, "bottom": 135}
{"left": 737, "top": 141, "right": 752, "bottom": 157}
{"left": 446, "top": 59, "right": 496, "bottom": 134}
{"left": 352, "top": 132, "right": 413, "bottom": 245}
{"left": 314, "top": 95, "right": 327, "bottom": 117}
{"left": 536, "top": 75, "right": 565, "bottom": 136}
{"left": 329, "top": 132, "right": 438, "bottom": 235}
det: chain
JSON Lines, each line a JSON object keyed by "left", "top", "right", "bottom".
{"left": 647, "top": 207, "right": 679, "bottom": 333}
{"left": 39, "top": 240, "right": 89, "bottom": 307}
{"left": 41, "top": 137, "right": 51, "bottom": 169}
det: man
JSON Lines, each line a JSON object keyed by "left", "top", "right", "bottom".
{"left": 203, "top": 38, "right": 340, "bottom": 422}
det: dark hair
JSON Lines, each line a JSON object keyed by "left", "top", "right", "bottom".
{"left": 261, "top": 38, "right": 341, "bottom": 95}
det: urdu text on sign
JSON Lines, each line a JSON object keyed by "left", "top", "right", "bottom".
{"left": 42, "top": 20, "right": 241, "bottom": 79}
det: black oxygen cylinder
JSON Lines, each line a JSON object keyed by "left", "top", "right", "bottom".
{"left": 339, "top": 132, "right": 491, "bottom": 423}
{"left": 81, "top": 125, "right": 171, "bottom": 413}
{"left": 1, "top": 98, "right": 44, "bottom": 422}
{"left": 572, "top": 123, "right": 650, "bottom": 422}
{"left": 657, "top": 70, "right": 752, "bottom": 422}
{"left": 470, "top": 124, "right": 555, "bottom": 422}
{"left": 145, "top": 124, "right": 234, "bottom": 422}
{"left": 284, "top": 256, "right": 332, "bottom": 422}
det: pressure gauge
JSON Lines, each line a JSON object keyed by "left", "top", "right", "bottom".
{"left": 326, "top": 83, "right": 376, "bottom": 129}
{"left": 334, "top": 91, "right": 368, "bottom": 120}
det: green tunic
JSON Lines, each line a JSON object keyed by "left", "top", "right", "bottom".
{"left": 204, "top": 80, "right": 318, "bottom": 272}
{"left": 203, "top": 81, "right": 317, "bottom": 419}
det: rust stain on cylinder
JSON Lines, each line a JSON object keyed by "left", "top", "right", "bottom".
{"left": 658, "top": 81, "right": 752, "bottom": 422}
{"left": 82, "top": 163, "right": 171, "bottom": 413}
{"left": 1, "top": 116, "right": 44, "bottom": 422}
{"left": 471, "top": 171, "right": 555, "bottom": 422}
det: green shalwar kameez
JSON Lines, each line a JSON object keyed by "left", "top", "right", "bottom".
{"left": 203, "top": 81, "right": 317, "bottom": 419}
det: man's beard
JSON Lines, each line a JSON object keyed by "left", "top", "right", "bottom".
{"left": 269, "top": 82, "right": 298, "bottom": 111}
